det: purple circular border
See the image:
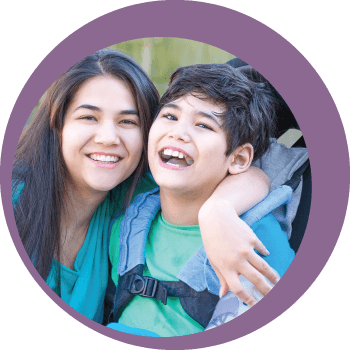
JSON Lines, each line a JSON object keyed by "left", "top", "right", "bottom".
{"left": 1, "top": 1, "right": 349, "bottom": 349}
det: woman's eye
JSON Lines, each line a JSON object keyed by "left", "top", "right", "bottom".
{"left": 81, "top": 116, "right": 96, "bottom": 121}
{"left": 120, "top": 119, "right": 137, "bottom": 125}
{"left": 164, "top": 114, "right": 177, "bottom": 121}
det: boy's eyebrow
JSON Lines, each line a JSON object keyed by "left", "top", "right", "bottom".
{"left": 197, "top": 111, "right": 221, "bottom": 125}
{"left": 73, "top": 104, "right": 139, "bottom": 116}
{"left": 163, "top": 103, "right": 181, "bottom": 111}
{"left": 163, "top": 103, "right": 221, "bottom": 125}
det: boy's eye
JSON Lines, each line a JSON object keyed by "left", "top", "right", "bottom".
{"left": 197, "top": 123, "right": 213, "bottom": 131}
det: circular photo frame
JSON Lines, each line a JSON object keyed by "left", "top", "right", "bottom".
{"left": 1, "top": 1, "right": 349, "bottom": 349}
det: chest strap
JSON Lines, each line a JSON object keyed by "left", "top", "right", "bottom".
{"left": 112, "top": 265, "right": 219, "bottom": 328}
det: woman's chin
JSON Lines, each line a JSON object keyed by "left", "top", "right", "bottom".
{"left": 82, "top": 178, "right": 120, "bottom": 194}
{"left": 85, "top": 172, "right": 126, "bottom": 191}
{"left": 91, "top": 182, "right": 119, "bottom": 193}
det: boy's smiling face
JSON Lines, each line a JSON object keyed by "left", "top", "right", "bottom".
{"left": 148, "top": 94, "right": 234, "bottom": 197}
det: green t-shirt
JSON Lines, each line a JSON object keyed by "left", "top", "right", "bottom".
{"left": 110, "top": 211, "right": 204, "bottom": 337}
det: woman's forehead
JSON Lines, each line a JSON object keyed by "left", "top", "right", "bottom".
{"left": 68, "top": 76, "right": 137, "bottom": 112}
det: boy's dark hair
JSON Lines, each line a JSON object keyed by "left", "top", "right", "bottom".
{"left": 158, "top": 63, "right": 276, "bottom": 161}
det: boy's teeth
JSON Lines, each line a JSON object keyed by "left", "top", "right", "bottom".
{"left": 161, "top": 149, "right": 172, "bottom": 159}
{"left": 162, "top": 149, "right": 187, "bottom": 159}
{"left": 185, "top": 157, "right": 194, "bottom": 166}
{"left": 161, "top": 148, "right": 194, "bottom": 166}
{"left": 166, "top": 162, "right": 180, "bottom": 167}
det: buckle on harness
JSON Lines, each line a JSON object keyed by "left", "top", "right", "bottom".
{"left": 128, "top": 274, "right": 159, "bottom": 298}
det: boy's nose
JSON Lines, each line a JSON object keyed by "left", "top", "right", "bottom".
{"left": 94, "top": 122, "right": 121, "bottom": 146}
{"left": 168, "top": 123, "right": 191, "bottom": 143}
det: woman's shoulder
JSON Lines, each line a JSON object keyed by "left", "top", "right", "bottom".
{"left": 252, "top": 213, "right": 292, "bottom": 248}
{"left": 135, "top": 171, "right": 157, "bottom": 194}
{"left": 108, "top": 172, "right": 157, "bottom": 216}
{"left": 252, "top": 213, "right": 295, "bottom": 277}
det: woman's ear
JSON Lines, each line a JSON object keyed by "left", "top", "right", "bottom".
{"left": 228, "top": 143, "right": 254, "bottom": 175}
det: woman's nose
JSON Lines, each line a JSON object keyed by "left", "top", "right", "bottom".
{"left": 94, "top": 122, "right": 121, "bottom": 146}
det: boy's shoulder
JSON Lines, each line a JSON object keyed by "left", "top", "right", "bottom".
{"left": 109, "top": 187, "right": 161, "bottom": 285}
{"left": 108, "top": 185, "right": 160, "bottom": 243}
{"left": 109, "top": 186, "right": 160, "bottom": 238}
{"left": 109, "top": 212, "right": 125, "bottom": 285}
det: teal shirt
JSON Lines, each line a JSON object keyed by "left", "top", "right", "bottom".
{"left": 47, "top": 195, "right": 111, "bottom": 322}
{"left": 13, "top": 173, "right": 156, "bottom": 323}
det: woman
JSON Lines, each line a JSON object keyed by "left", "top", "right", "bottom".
{"left": 12, "top": 49, "right": 276, "bottom": 323}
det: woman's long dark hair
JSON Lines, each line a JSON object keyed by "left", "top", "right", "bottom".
{"left": 12, "top": 49, "right": 159, "bottom": 283}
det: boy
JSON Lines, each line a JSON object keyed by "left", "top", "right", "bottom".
{"left": 108, "top": 64, "right": 295, "bottom": 336}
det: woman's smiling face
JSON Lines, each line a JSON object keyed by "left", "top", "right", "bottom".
{"left": 62, "top": 75, "right": 143, "bottom": 196}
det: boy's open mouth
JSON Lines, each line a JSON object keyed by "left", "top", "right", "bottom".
{"left": 159, "top": 148, "right": 194, "bottom": 168}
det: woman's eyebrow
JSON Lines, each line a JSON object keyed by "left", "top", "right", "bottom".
{"left": 119, "top": 109, "right": 139, "bottom": 116}
{"left": 73, "top": 105, "right": 138, "bottom": 116}
{"left": 74, "top": 104, "right": 101, "bottom": 112}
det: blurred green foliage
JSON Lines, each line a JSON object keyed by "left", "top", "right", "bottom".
{"left": 109, "top": 38, "right": 235, "bottom": 96}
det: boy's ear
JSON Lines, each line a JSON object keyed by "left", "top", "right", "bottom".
{"left": 228, "top": 143, "right": 254, "bottom": 175}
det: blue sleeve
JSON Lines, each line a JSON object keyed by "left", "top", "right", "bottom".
{"left": 251, "top": 213, "right": 295, "bottom": 277}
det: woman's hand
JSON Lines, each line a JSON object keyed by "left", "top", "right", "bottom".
{"left": 199, "top": 166, "right": 280, "bottom": 307}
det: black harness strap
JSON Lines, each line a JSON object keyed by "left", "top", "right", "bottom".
{"left": 284, "top": 159, "right": 310, "bottom": 191}
{"left": 112, "top": 264, "right": 219, "bottom": 328}
{"left": 126, "top": 273, "right": 201, "bottom": 305}
{"left": 103, "top": 257, "right": 117, "bottom": 325}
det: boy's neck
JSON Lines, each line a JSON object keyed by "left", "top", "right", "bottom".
{"left": 159, "top": 188, "right": 212, "bottom": 226}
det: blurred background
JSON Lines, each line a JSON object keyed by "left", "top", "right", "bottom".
{"left": 109, "top": 38, "right": 235, "bottom": 96}
{"left": 27, "top": 37, "right": 301, "bottom": 146}
{"left": 27, "top": 38, "right": 235, "bottom": 126}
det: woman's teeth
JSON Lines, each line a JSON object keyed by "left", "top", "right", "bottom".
{"left": 89, "top": 154, "right": 119, "bottom": 163}
{"left": 161, "top": 148, "right": 194, "bottom": 166}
